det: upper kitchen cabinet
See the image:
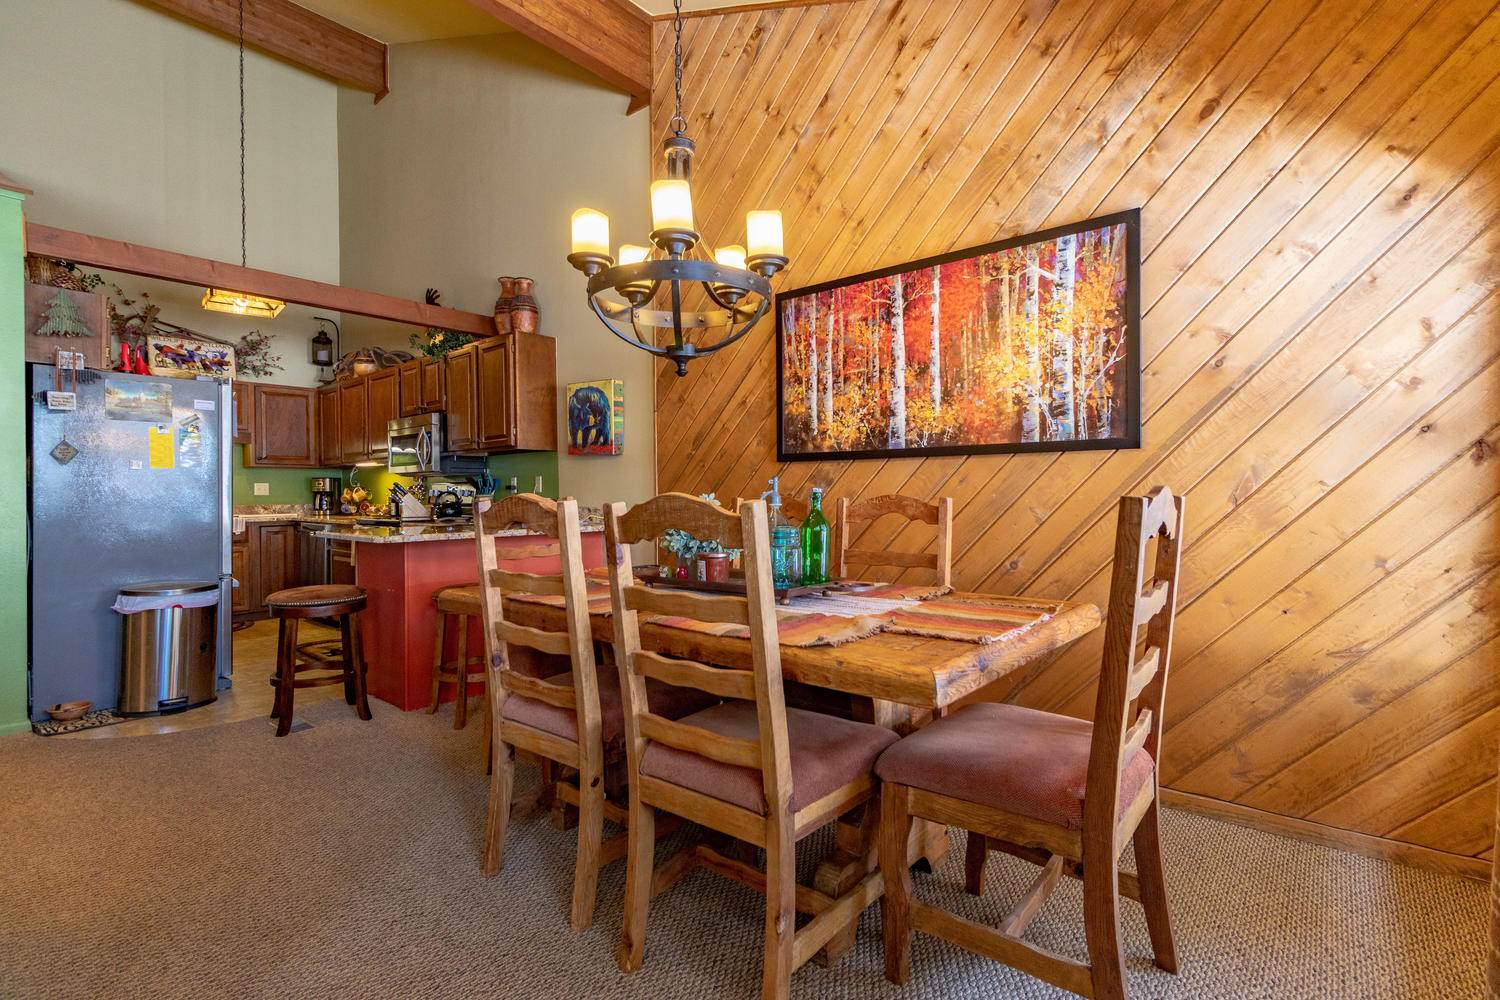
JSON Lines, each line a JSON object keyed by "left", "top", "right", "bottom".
{"left": 338, "top": 377, "right": 370, "bottom": 464}
{"left": 231, "top": 382, "right": 253, "bottom": 444}
{"left": 245, "top": 384, "right": 318, "bottom": 467}
{"left": 398, "top": 357, "right": 445, "bottom": 417}
{"left": 445, "top": 331, "right": 555, "bottom": 454}
{"left": 317, "top": 383, "right": 340, "bottom": 467}
{"left": 365, "top": 367, "right": 400, "bottom": 458}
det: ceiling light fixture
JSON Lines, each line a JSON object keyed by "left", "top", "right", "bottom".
{"left": 203, "top": 0, "right": 285, "bottom": 319}
{"left": 566, "top": 0, "right": 787, "bottom": 376}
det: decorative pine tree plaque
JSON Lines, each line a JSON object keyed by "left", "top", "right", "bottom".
{"left": 24, "top": 283, "right": 109, "bottom": 369}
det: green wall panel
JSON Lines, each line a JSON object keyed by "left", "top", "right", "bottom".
{"left": 0, "top": 188, "right": 28, "bottom": 734}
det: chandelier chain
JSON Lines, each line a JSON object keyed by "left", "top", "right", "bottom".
{"left": 671, "top": 0, "right": 686, "bottom": 134}
{"left": 238, "top": 0, "right": 247, "bottom": 268}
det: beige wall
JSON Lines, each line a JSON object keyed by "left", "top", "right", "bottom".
{"left": 337, "top": 32, "right": 654, "bottom": 510}
{"left": 0, "top": 0, "right": 340, "bottom": 386}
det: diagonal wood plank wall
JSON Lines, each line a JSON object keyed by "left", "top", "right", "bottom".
{"left": 649, "top": 0, "right": 1500, "bottom": 867}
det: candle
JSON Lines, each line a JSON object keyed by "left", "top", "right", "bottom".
{"left": 618, "top": 243, "right": 650, "bottom": 266}
{"left": 650, "top": 179, "right": 695, "bottom": 233}
{"left": 714, "top": 244, "right": 747, "bottom": 271}
{"left": 570, "top": 208, "right": 610, "bottom": 257}
{"left": 746, "top": 210, "right": 784, "bottom": 259}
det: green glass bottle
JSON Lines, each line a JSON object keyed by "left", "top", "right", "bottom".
{"left": 800, "top": 487, "right": 830, "bottom": 585}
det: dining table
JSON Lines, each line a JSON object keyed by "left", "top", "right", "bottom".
{"left": 502, "top": 584, "right": 1103, "bottom": 962}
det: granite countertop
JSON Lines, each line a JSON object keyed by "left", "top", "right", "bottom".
{"left": 231, "top": 509, "right": 361, "bottom": 533}
{"left": 312, "top": 523, "right": 604, "bottom": 545}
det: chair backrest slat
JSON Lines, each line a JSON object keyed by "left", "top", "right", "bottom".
{"left": 634, "top": 649, "right": 757, "bottom": 701}
{"left": 606, "top": 493, "right": 793, "bottom": 818}
{"left": 488, "top": 568, "right": 566, "bottom": 597}
{"left": 1084, "top": 486, "right": 1185, "bottom": 836}
{"left": 835, "top": 494, "right": 954, "bottom": 588}
{"left": 500, "top": 671, "right": 578, "bottom": 709}
{"left": 623, "top": 583, "right": 750, "bottom": 625}
{"left": 638, "top": 712, "right": 762, "bottom": 769}
{"left": 475, "top": 492, "right": 601, "bottom": 765}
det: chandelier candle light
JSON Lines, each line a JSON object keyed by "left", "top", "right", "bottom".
{"left": 567, "top": 0, "right": 788, "bottom": 376}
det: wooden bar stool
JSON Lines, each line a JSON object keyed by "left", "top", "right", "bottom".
{"left": 430, "top": 585, "right": 488, "bottom": 732}
{"left": 265, "top": 585, "right": 372, "bottom": 738}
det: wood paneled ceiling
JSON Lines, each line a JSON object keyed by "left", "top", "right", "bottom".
{"left": 650, "top": 0, "right": 1500, "bottom": 873}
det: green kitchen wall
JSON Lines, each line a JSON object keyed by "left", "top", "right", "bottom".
{"left": 0, "top": 182, "right": 28, "bottom": 734}
{"left": 230, "top": 446, "right": 340, "bottom": 505}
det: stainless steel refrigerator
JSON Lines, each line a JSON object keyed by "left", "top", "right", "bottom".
{"left": 27, "top": 365, "right": 233, "bottom": 721}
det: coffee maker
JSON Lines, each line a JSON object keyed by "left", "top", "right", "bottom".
{"left": 310, "top": 476, "right": 339, "bottom": 513}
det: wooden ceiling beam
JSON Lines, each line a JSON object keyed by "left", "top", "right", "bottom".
{"left": 463, "top": 0, "right": 652, "bottom": 109}
{"left": 134, "top": 0, "right": 389, "bottom": 101}
{"left": 25, "top": 223, "right": 495, "bottom": 335}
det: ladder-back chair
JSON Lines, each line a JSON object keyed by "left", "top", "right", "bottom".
{"left": 875, "top": 486, "right": 1185, "bottom": 999}
{"left": 834, "top": 494, "right": 954, "bottom": 588}
{"left": 605, "top": 493, "right": 898, "bottom": 999}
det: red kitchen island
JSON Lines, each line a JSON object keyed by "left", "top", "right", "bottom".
{"left": 313, "top": 522, "right": 605, "bottom": 711}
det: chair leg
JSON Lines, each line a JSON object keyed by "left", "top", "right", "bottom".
{"left": 482, "top": 668, "right": 493, "bottom": 775}
{"left": 1082, "top": 842, "right": 1129, "bottom": 1000}
{"left": 570, "top": 768, "right": 606, "bottom": 932}
{"left": 965, "top": 831, "right": 987, "bottom": 895}
{"left": 615, "top": 793, "right": 656, "bottom": 974}
{"left": 1133, "top": 797, "right": 1178, "bottom": 973}
{"left": 274, "top": 617, "right": 299, "bottom": 737}
{"left": 428, "top": 610, "right": 447, "bottom": 714}
{"left": 454, "top": 614, "right": 470, "bottom": 730}
{"left": 482, "top": 737, "right": 515, "bottom": 877}
{"left": 347, "top": 612, "right": 373, "bottom": 722}
{"left": 270, "top": 617, "right": 287, "bottom": 720}
{"left": 762, "top": 819, "right": 796, "bottom": 1000}
{"left": 880, "top": 783, "right": 915, "bottom": 986}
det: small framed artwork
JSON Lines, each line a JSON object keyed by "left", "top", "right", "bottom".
{"left": 567, "top": 379, "right": 625, "bottom": 455}
{"left": 775, "top": 209, "right": 1141, "bottom": 461}
{"left": 24, "top": 283, "right": 110, "bottom": 369}
{"left": 146, "top": 333, "right": 237, "bottom": 380}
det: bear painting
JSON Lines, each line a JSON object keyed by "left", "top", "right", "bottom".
{"left": 566, "top": 379, "right": 624, "bottom": 456}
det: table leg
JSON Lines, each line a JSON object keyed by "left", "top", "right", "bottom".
{"left": 811, "top": 798, "right": 880, "bottom": 966}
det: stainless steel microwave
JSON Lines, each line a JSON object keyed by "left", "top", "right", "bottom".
{"left": 387, "top": 413, "right": 486, "bottom": 477}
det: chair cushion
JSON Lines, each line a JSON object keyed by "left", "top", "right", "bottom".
{"left": 501, "top": 670, "right": 717, "bottom": 745}
{"left": 640, "top": 702, "right": 899, "bottom": 815}
{"left": 264, "top": 584, "right": 365, "bottom": 609}
{"left": 875, "top": 702, "right": 1155, "bottom": 831}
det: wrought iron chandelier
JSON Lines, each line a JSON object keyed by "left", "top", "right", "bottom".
{"left": 567, "top": 0, "right": 788, "bottom": 376}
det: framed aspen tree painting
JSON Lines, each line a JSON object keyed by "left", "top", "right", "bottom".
{"left": 775, "top": 209, "right": 1141, "bottom": 461}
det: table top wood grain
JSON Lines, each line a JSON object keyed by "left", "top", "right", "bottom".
{"left": 503, "top": 591, "right": 1102, "bottom": 710}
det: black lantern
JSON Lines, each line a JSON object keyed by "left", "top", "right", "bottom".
{"left": 310, "top": 317, "right": 338, "bottom": 378}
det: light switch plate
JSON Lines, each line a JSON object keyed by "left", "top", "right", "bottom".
{"left": 253, "top": 482, "right": 270, "bottom": 496}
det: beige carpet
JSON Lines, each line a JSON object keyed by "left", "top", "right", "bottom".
{"left": 0, "top": 699, "right": 1485, "bottom": 999}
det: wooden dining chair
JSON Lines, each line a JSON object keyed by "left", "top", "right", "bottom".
{"left": 834, "top": 494, "right": 954, "bottom": 587}
{"left": 605, "top": 493, "right": 898, "bottom": 999}
{"left": 476, "top": 492, "right": 714, "bottom": 931}
{"left": 875, "top": 486, "right": 1185, "bottom": 1000}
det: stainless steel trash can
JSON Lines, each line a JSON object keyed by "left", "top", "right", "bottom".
{"left": 118, "top": 581, "right": 219, "bottom": 715}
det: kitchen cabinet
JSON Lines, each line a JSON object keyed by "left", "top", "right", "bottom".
{"left": 232, "top": 383, "right": 253, "bottom": 444}
{"left": 232, "top": 521, "right": 302, "bottom": 621}
{"left": 421, "top": 358, "right": 445, "bottom": 410}
{"left": 475, "top": 335, "right": 516, "bottom": 450}
{"left": 317, "top": 383, "right": 340, "bottom": 467}
{"left": 443, "top": 332, "right": 556, "bottom": 454}
{"left": 365, "top": 367, "right": 399, "bottom": 457}
{"left": 338, "top": 378, "right": 369, "bottom": 464}
{"left": 247, "top": 384, "right": 318, "bottom": 467}
{"left": 445, "top": 345, "right": 478, "bottom": 453}
{"left": 398, "top": 359, "right": 424, "bottom": 417}
{"left": 231, "top": 536, "right": 251, "bottom": 615}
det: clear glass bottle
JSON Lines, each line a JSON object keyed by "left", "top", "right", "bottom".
{"left": 505, "top": 476, "right": 519, "bottom": 496}
{"left": 533, "top": 474, "right": 545, "bottom": 496}
{"left": 762, "top": 476, "right": 802, "bottom": 589}
{"left": 800, "top": 487, "right": 830, "bottom": 585}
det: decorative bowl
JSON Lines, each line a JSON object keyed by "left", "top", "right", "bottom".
{"left": 47, "top": 700, "right": 92, "bottom": 722}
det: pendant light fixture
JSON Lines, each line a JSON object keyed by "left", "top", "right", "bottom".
{"left": 567, "top": 0, "right": 788, "bottom": 376}
{"left": 203, "top": 0, "right": 285, "bottom": 319}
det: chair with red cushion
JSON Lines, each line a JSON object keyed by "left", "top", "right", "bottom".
{"left": 476, "top": 493, "right": 712, "bottom": 933}
{"left": 605, "top": 493, "right": 897, "bottom": 1000}
{"left": 876, "top": 486, "right": 1186, "bottom": 1000}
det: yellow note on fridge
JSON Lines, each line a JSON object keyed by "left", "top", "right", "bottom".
{"left": 148, "top": 425, "right": 175, "bottom": 469}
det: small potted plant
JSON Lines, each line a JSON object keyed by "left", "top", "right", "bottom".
{"left": 659, "top": 493, "right": 743, "bottom": 580}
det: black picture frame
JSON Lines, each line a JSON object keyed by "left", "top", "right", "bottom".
{"left": 774, "top": 208, "right": 1142, "bottom": 462}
